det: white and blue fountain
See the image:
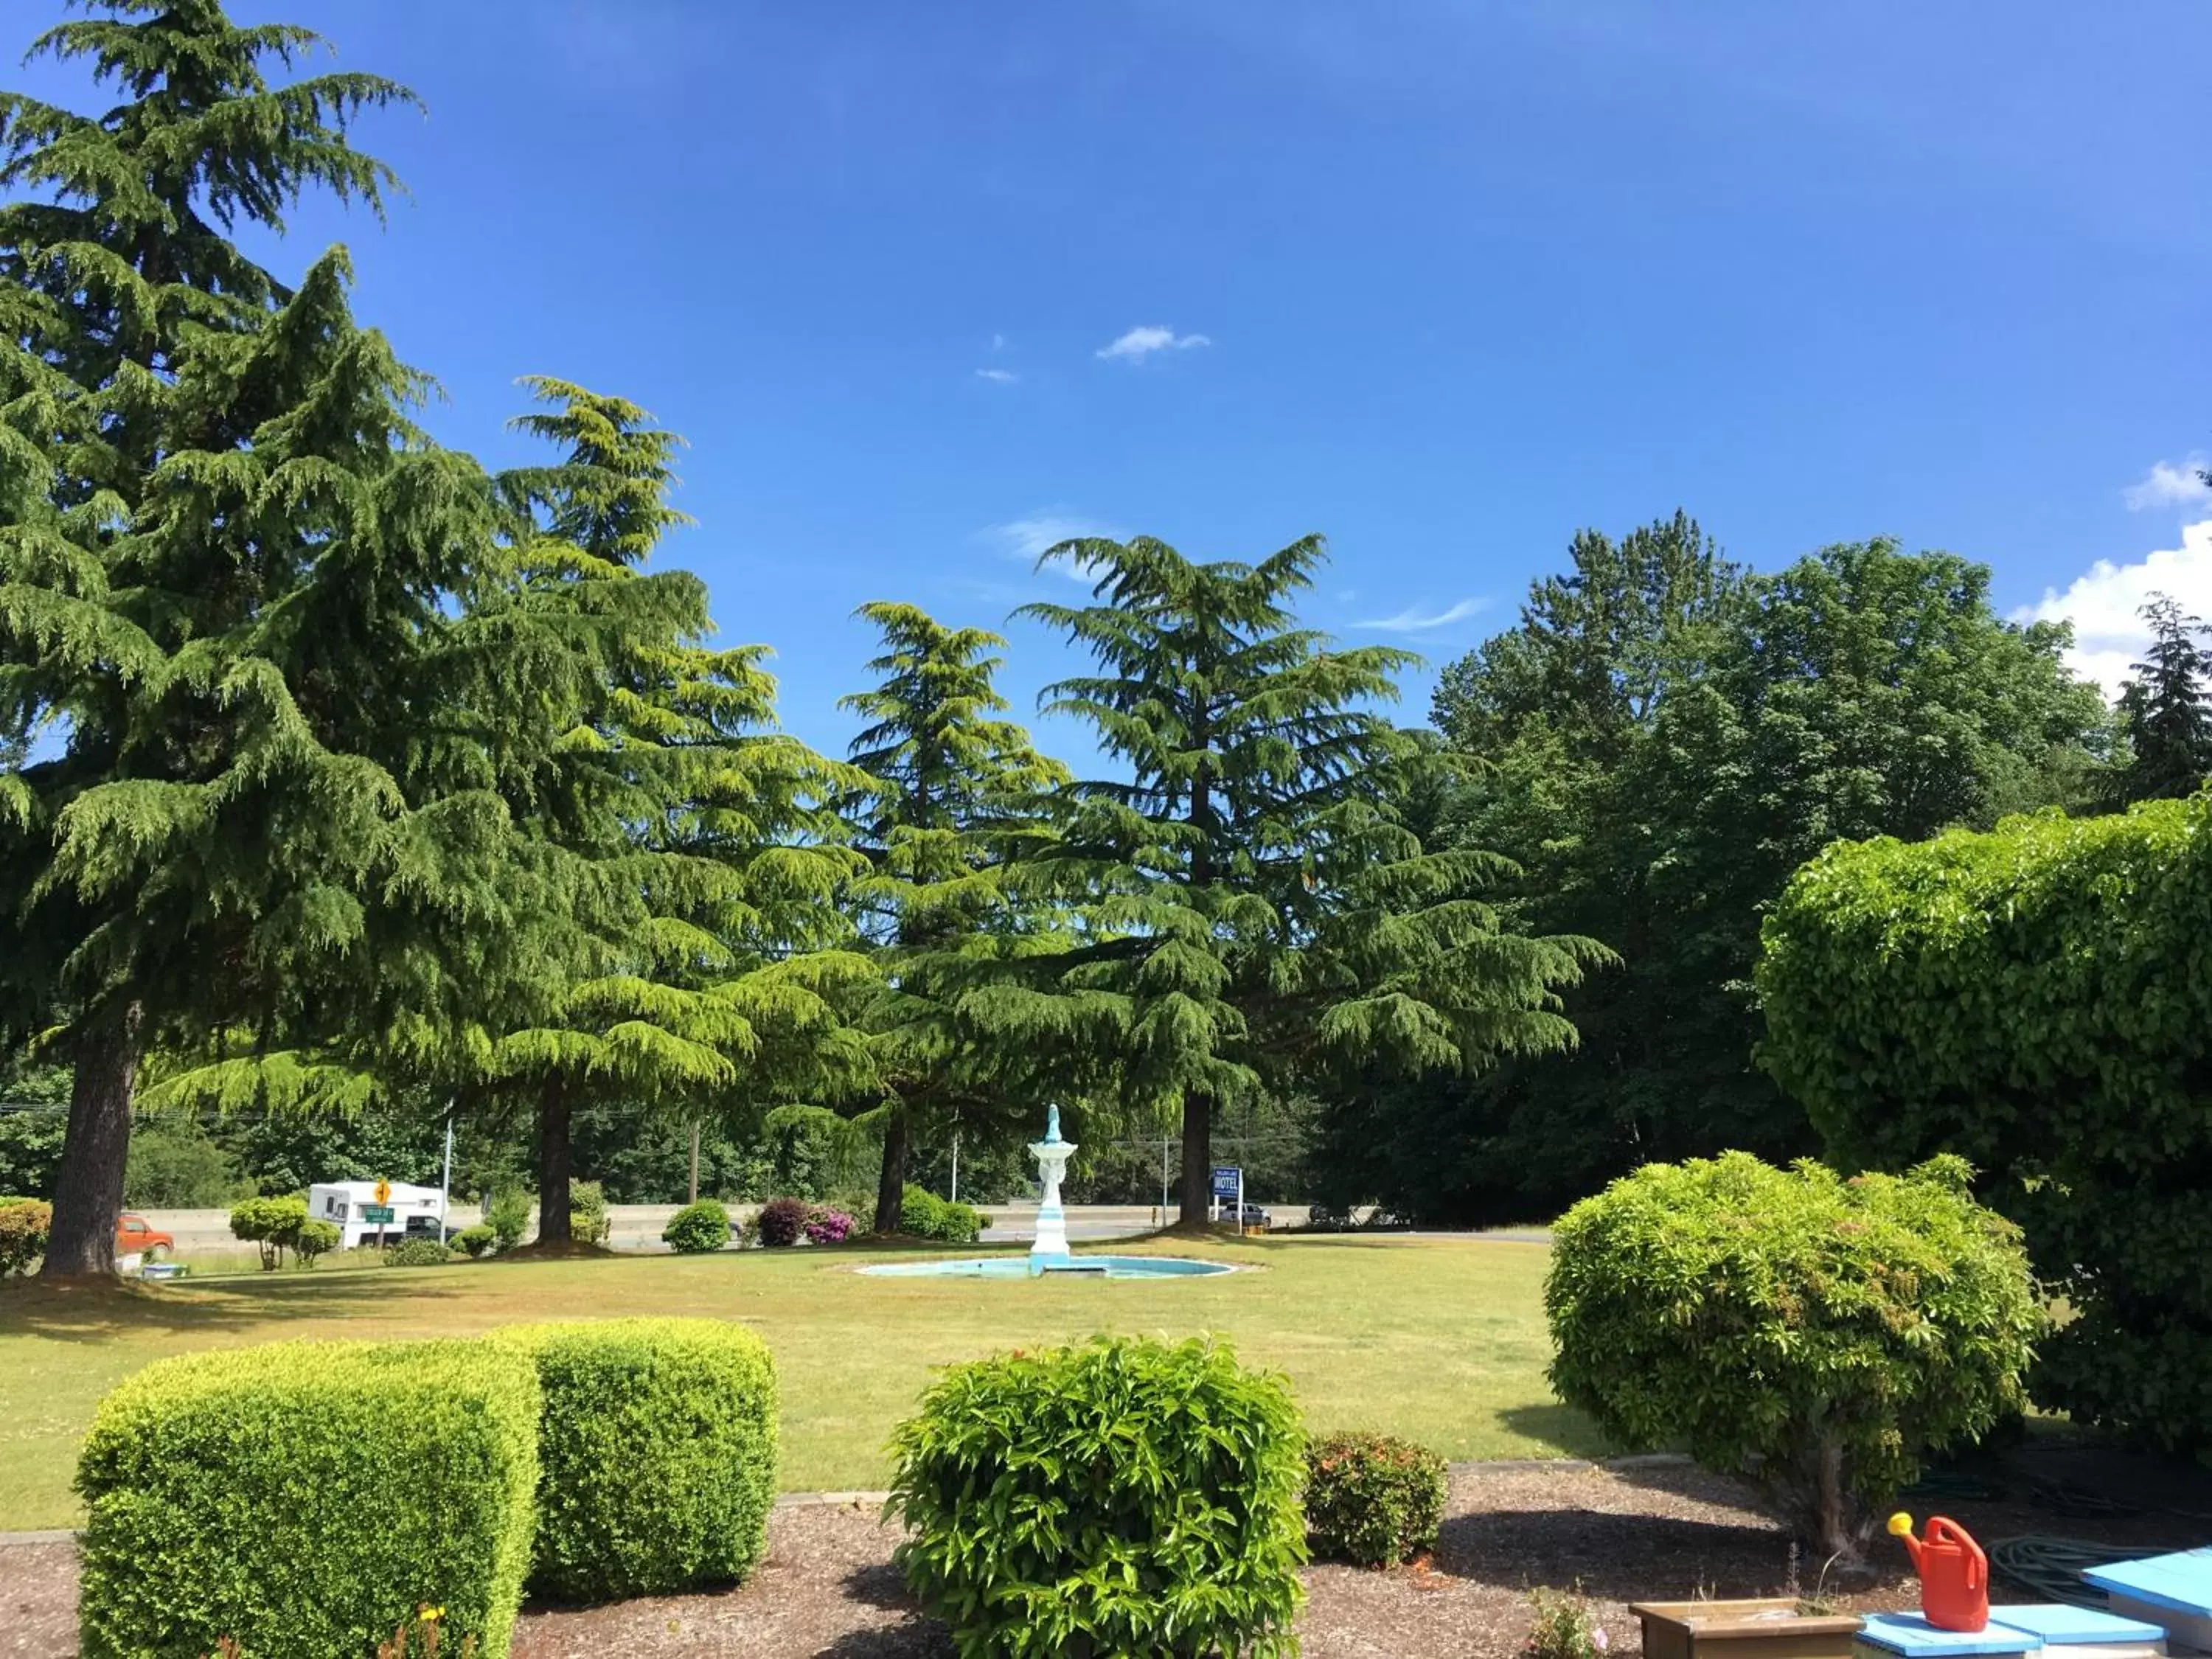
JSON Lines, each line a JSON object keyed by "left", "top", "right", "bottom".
{"left": 858, "top": 1105, "right": 1235, "bottom": 1281}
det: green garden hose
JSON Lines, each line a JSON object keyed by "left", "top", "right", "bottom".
{"left": 1989, "top": 1537, "right": 2189, "bottom": 1609}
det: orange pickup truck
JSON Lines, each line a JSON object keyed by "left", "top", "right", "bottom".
{"left": 115, "top": 1212, "right": 174, "bottom": 1260}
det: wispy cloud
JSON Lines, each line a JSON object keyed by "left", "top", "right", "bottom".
{"left": 1096, "top": 324, "right": 1211, "bottom": 363}
{"left": 983, "top": 512, "right": 1127, "bottom": 564}
{"left": 1352, "top": 597, "right": 1487, "bottom": 633}
{"left": 975, "top": 367, "right": 1020, "bottom": 384}
{"left": 2123, "top": 457, "right": 2212, "bottom": 512}
{"left": 2015, "top": 518, "right": 2212, "bottom": 698}
{"left": 990, "top": 332, "right": 1008, "bottom": 352}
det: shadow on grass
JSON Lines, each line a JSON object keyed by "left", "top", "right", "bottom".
{"left": 0, "top": 1266, "right": 465, "bottom": 1342}
{"left": 1495, "top": 1403, "right": 1614, "bottom": 1461}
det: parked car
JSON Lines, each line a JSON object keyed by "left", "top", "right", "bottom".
{"left": 400, "top": 1214, "right": 463, "bottom": 1246}
{"left": 1225, "top": 1201, "right": 1270, "bottom": 1229}
{"left": 114, "top": 1213, "right": 174, "bottom": 1260}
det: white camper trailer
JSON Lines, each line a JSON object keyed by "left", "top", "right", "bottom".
{"left": 307, "top": 1180, "right": 446, "bottom": 1250}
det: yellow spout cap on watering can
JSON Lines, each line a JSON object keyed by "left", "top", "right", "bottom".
{"left": 1888, "top": 1513, "right": 1915, "bottom": 1538}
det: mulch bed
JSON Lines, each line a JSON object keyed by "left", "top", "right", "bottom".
{"left": 6, "top": 1454, "right": 2208, "bottom": 1658}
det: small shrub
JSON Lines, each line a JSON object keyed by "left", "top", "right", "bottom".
{"left": 385, "top": 1237, "right": 451, "bottom": 1268}
{"left": 1524, "top": 1587, "right": 1607, "bottom": 1659}
{"left": 899, "top": 1183, "right": 984, "bottom": 1244}
{"left": 0, "top": 1196, "right": 52, "bottom": 1276}
{"left": 453, "top": 1224, "right": 496, "bottom": 1259}
{"left": 291, "top": 1219, "right": 339, "bottom": 1268}
{"left": 1545, "top": 1152, "right": 2038, "bottom": 1562}
{"left": 802, "top": 1204, "right": 852, "bottom": 1245}
{"left": 484, "top": 1189, "right": 531, "bottom": 1251}
{"left": 754, "top": 1196, "right": 808, "bottom": 1248}
{"left": 229, "top": 1195, "right": 308, "bottom": 1270}
{"left": 661, "top": 1200, "right": 731, "bottom": 1254}
{"left": 492, "top": 1318, "right": 778, "bottom": 1601}
{"left": 77, "top": 1338, "right": 539, "bottom": 1659}
{"left": 1304, "top": 1430, "right": 1447, "bottom": 1567}
{"left": 888, "top": 1335, "right": 1306, "bottom": 1658}
{"left": 568, "top": 1179, "right": 611, "bottom": 1246}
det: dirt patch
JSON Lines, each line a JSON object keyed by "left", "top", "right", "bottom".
{"left": 6, "top": 1458, "right": 2208, "bottom": 1658}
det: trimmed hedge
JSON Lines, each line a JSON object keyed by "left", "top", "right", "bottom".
{"left": 1304, "top": 1430, "right": 1447, "bottom": 1567}
{"left": 661, "top": 1199, "right": 731, "bottom": 1254}
{"left": 76, "top": 1339, "right": 540, "bottom": 1659}
{"left": 1758, "top": 799, "right": 2212, "bottom": 1455}
{"left": 0, "top": 1195, "right": 51, "bottom": 1276}
{"left": 492, "top": 1318, "right": 778, "bottom": 1602}
{"left": 888, "top": 1335, "right": 1307, "bottom": 1659}
{"left": 899, "top": 1183, "right": 985, "bottom": 1244}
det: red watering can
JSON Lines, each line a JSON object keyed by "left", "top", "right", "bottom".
{"left": 1888, "top": 1512, "right": 1989, "bottom": 1632}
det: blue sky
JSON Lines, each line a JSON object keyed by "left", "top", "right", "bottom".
{"left": 17, "top": 0, "right": 2212, "bottom": 757}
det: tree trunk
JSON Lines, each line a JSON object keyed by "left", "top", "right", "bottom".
{"left": 1178, "top": 1091, "right": 1212, "bottom": 1226}
{"left": 536, "top": 1076, "right": 571, "bottom": 1247}
{"left": 874, "top": 1108, "right": 910, "bottom": 1234}
{"left": 41, "top": 1004, "right": 143, "bottom": 1279}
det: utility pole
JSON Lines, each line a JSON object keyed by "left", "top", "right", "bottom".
{"left": 438, "top": 1105, "right": 454, "bottom": 1237}
{"left": 1161, "top": 1136, "right": 1170, "bottom": 1226}
{"left": 688, "top": 1120, "right": 700, "bottom": 1205}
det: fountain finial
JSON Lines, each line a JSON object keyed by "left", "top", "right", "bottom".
{"left": 1045, "top": 1103, "right": 1063, "bottom": 1144}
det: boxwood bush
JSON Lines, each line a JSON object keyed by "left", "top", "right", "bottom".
{"left": 661, "top": 1199, "right": 731, "bottom": 1254}
{"left": 76, "top": 1339, "right": 540, "bottom": 1659}
{"left": 888, "top": 1335, "right": 1306, "bottom": 1659}
{"left": 1304, "top": 1430, "right": 1447, "bottom": 1567}
{"left": 493, "top": 1318, "right": 778, "bottom": 1602}
{"left": 1545, "top": 1152, "right": 2037, "bottom": 1562}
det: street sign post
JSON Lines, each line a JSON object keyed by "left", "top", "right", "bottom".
{"left": 372, "top": 1178, "right": 392, "bottom": 1245}
{"left": 361, "top": 1205, "right": 395, "bottom": 1224}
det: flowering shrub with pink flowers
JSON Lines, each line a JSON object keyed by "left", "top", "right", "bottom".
{"left": 803, "top": 1206, "right": 854, "bottom": 1245}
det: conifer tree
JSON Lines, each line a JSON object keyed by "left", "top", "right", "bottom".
{"left": 1015, "top": 535, "right": 1600, "bottom": 1224}
{"left": 2118, "top": 593, "right": 2212, "bottom": 804}
{"left": 0, "top": 1, "right": 454, "bottom": 1273}
{"left": 838, "top": 602, "right": 1068, "bottom": 1231}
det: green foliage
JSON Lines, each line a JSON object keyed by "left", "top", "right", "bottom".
{"left": 1545, "top": 1153, "right": 2038, "bottom": 1557}
{"left": 384, "top": 1237, "right": 451, "bottom": 1267}
{"left": 291, "top": 1218, "right": 338, "bottom": 1266}
{"left": 1302, "top": 1430, "right": 1446, "bottom": 1568}
{"left": 124, "top": 1117, "right": 248, "bottom": 1208}
{"left": 754, "top": 1195, "right": 808, "bottom": 1246}
{"left": 453, "top": 1224, "right": 496, "bottom": 1259}
{"left": 0, "top": 1194, "right": 51, "bottom": 1275}
{"left": 1758, "top": 796, "right": 2212, "bottom": 1457}
{"left": 485, "top": 1190, "right": 531, "bottom": 1251}
{"left": 568, "top": 1178, "right": 611, "bottom": 1246}
{"left": 898, "top": 1182, "right": 984, "bottom": 1243}
{"left": 2115, "top": 595, "right": 2212, "bottom": 804}
{"left": 888, "top": 1335, "right": 1307, "bottom": 1659}
{"left": 1353, "top": 524, "right": 2112, "bottom": 1224}
{"left": 1013, "top": 534, "right": 1598, "bottom": 1222}
{"left": 491, "top": 1318, "right": 778, "bottom": 1602}
{"left": 228, "top": 1195, "right": 309, "bottom": 1270}
{"left": 661, "top": 1199, "right": 730, "bottom": 1253}
{"left": 75, "top": 1339, "right": 540, "bottom": 1659}
{"left": 0, "top": 1110, "right": 64, "bottom": 1201}
{"left": 1523, "top": 1588, "right": 1605, "bottom": 1659}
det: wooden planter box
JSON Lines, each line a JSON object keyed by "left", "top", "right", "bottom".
{"left": 1632, "top": 1599, "right": 1865, "bottom": 1659}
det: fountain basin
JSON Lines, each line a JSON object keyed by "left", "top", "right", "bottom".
{"left": 859, "top": 1254, "right": 1234, "bottom": 1281}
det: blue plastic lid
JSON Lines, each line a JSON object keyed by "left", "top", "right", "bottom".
{"left": 1989, "top": 1606, "right": 2168, "bottom": 1645}
{"left": 2083, "top": 1551, "right": 2212, "bottom": 1618}
{"left": 1857, "top": 1614, "right": 2042, "bottom": 1657}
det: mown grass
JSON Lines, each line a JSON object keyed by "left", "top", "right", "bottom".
{"left": 0, "top": 1234, "right": 1599, "bottom": 1531}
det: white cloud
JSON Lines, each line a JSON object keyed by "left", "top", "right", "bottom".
{"left": 1352, "top": 597, "right": 1488, "bottom": 633}
{"left": 982, "top": 512, "right": 1128, "bottom": 579}
{"left": 990, "top": 332, "right": 1008, "bottom": 352}
{"left": 2015, "top": 519, "right": 2212, "bottom": 698}
{"left": 1096, "top": 324, "right": 1212, "bottom": 363}
{"left": 975, "top": 367, "right": 1019, "bottom": 383}
{"left": 2123, "top": 457, "right": 2212, "bottom": 512}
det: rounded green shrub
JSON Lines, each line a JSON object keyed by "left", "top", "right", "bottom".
{"left": 661, "top": 1199, "right": 731, "bottom": 1254}
{"left": 228, "top": 1194, "right": 308, "bottom": 1270}
{"left": 76, "top": 1338, "right": 540, "bottom": 1659}
{"left": 568, "top": 1178, "right": 611, "bottom": 1245}
{"left": 383, "top": 1237, "right": 450, "bottom": 1267}
{"left": 453, "top": 1223, "right": 496, "bottom": 1258}
{"left": 291, "top": 1218, "right": 338, "bottom": 1267}
{"left": 485, "top": 1189, "right": 531, "bottom": 1251}
{"left": 0, "top": 1196, "right": 52, "bottom": 1276}
{"left": 899, "top": 1182, "right": 984, "bottom": 1244}
{"left": 1304, "top": 1430, "right": 1447, "bottom": 1568}
{"left": 1545, "top": 1152, "right": 2038, "bottom": 1561}
{"left": 888, "top": 1335, "right": 1306, "bottom": 1659}
{"left": 492, "top": 1318, "right": 778, "bottom": 1602}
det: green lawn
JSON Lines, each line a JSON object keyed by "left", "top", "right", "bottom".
{"left": 0, "top": 1234, "right": 1599, "bottom": 1531}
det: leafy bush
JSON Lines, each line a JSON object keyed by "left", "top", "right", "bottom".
{"left": 76, "top": 1338, "right": 540, "bottom": 1659}
{"left": 484, "top": 1189, "right": 531, "bottom": 1251}
{"left": 492, "top": 1318, "right": 778, "bottom": 1601}
{"left": 899, "top": 1183, "right": 985, "bottom": 1244}
{"left": 1524, "top": 1587, "right": 1606, "bottom": 1659}
{"left": 802, "top": 1203, "right": 853, "bottom": 1245}
{"left": 661, "top": 1200, "right": 731, "bottom": 1254}
{"left": 123, "top": 1118, "right": 251, "bottom": 1208}
{"left": 754, "top": 1195, "right": 809, "bottom": 1248}
{"left": 384, "top": 1237, "right": 451, "bottom": 1268}
{"left": 291, "top": 1219, "right": 339, "bottom": 1267}
{"left": 1545, "top": 1152, "right": 2037, "bottom": 1560}
{"left": 1304, "top": 1430, "right": 1447, "bottom": 1567}
{"left": 568, "top": 1179, "right": 611, "bottom": 1246}
{"left": 1759, "top": 798, "right": 2212, "bottom": 1457}
{"left": 229, "top": 1195, "right": 308, "bottom": 1270}
{"left": 888, "top": 1335, "right": 1306, "bottom": 1658}
{"left": 0, "top": 1196, "right": 52, "bottom": 1276}
{"left": 453, "top": 1224, "right": 496, "bottom": 1259}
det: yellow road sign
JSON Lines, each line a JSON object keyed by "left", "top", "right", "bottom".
{"left": 373, "top": 1178, "right": 392, "bottom": 1205}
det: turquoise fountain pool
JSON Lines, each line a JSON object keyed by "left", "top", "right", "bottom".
{"left": 858, "top": 1254, "right": 1234, "bottom": 1281}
